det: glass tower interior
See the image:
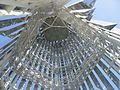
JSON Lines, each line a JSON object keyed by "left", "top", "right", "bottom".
{"left": 0, "top": 0, "right": 120, "bottom": 90}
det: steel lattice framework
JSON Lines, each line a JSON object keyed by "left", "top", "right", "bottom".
{"left": 0, "top": 0, "right": 120, "bottom": 90}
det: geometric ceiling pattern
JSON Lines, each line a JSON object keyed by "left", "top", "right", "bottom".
{"left": 0, "top": 0, "right": 120, "bottom": 90}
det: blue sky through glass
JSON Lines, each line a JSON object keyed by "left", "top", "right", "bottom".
{"left": 69, "top": 0, "right": 120, "bottom": 28}
{"left": 93, "top": 0, "right": 120, "bottom": 28}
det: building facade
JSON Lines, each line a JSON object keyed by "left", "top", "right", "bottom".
{"left": 0, "top": 0, "right": 120, "bottom": 90}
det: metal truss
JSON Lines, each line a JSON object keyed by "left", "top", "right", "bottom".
{"left": 0, "top": 0, "right": 120, "bottom": 90}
